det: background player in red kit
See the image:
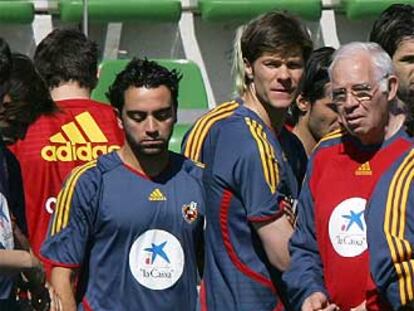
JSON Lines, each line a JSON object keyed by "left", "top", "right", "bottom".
{"left": 8, "top": 28, "right": 124, "bottom": 261}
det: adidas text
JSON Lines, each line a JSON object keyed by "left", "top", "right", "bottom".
{"left": 41, "top": 142, "right": 120, "bottom": 162}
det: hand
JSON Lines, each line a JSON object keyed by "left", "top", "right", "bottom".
{"left": 302, "top": 292, "right": 339, "bottom": 311}
{"left": 22, "top": 252, "right": 50, "bottom": 311}
{"left": 280, "top": 196, "right": 297, "bottom": 227}
{"left": 350, "top": 301, "right": 366, "bottom": 311}
{"left": 47, "top": 282, "right": 63, "bottom": 311}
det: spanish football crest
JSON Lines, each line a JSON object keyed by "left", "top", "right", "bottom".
{"left": 181, "top": 201, "right": 199, "bottom": 224}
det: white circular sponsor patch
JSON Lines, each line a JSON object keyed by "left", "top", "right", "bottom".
{"left": 129, "top": 229, "right": 184, "bottom": 290}
{"left": 328, "top": 197, "right": 367, "bottom": 257}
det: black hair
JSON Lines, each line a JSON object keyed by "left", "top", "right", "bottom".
{"left": 1, "top": 53, "right": 57, "bottom": 142}
{"left": 290, "top": 47, "right": 335, "bottom": 124}
{"left": 34, "top": 28, "right": 98, "bottom": 90}
{"left": 369, "top": 4, "right": 414, "bottom": 57}
{"left": 0, "top": 37, "right": 12, "bottom": 101}
{"left": 107, "top": 58, "right": 182, "bottom": 112}
{"left": 0, "top": 38, "right": 11, "bottom": 84}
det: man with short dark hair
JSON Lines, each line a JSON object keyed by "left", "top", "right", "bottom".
{"left": 41, "top": 58, "right": 205, "bottom": 311}
{"left": 8, "top": 28, "right": 124, "bottom": 261}
{"left": 183, "top": 11, "right": 313, "bottom": 310}
{"left": 284, "top": 42, "right": 411, "bottom": 311}
{"left": 369, "top": 4, "right": 414, "bottom": 130}
{"left": 291, "top": 47, "right": 339, "bottom": 157}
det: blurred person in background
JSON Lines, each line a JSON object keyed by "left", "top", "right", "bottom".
{"left": 8, "top": 29, "right": 124, "bottom": 269}
{"left": 369, "top": 3, "right": 414, "bottom": 134}
{"left": 290, "top": 47, "right": 339, "bottom": 157}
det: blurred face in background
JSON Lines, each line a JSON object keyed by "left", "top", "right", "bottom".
{"left": 392, "top": 38, "right": 414, "bottom": 106}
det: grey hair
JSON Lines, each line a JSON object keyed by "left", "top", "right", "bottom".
{"left": 329, "top": 41, "right": 395, "bottom": 92}
{"left": 231, "top": 25, "right": 247, "bottom": 97}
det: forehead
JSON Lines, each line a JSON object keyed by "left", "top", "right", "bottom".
{"left": 257, "top": 46, "right": 304, "bottom": 61}
{"left": 394, "top": 37, "right": 414, "bottom": 57}
{"left": 331, "top": 53, "right": 374, "bottom": 87}
{"left": 123, "top": 85, "right": 172, "bottom": 111}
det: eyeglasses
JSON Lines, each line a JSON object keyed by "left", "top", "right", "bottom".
{"left": 332, "top": 79, "right": 385, "bottom": 107}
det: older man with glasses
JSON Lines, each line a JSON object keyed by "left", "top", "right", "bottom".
{"left": 283, "top": 42, "right": 413, "bottom": 311}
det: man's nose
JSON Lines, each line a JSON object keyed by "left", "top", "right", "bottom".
{"left": 277, "top": 65, "right": 291, "bottom": 81}
{"left": 145, "top": 117, "right": 158, "bottom": 135}
{"left": 343, "top": 92, "right": 359, "bottom": 111}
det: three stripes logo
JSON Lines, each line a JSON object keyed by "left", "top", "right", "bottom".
{"left": 41, "top": 112, "right": 120, "bottom": 162}
{"left": 148, "top": 188, "right": 167, "bottom": 201}
{"left": 355, "top": 161, "right": 372, "bottom": 176}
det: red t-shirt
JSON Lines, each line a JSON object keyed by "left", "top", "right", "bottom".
{"left": 8, "top": 99, "right": 124, "bottom": 257}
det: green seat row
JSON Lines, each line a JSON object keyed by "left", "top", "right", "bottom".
{"left": 199, "top": 0, "right": 322, "bottom": 21}
{"left": 2, "top": 0, "right": 414, "bottom": 24}
{"left": 59, "top": 0, "right": 321, "bottom": 22}
{"left": 59, "top": 0, "right": 181, "bottom": 23}
{"left": 92, "top": 59, "right": 208, "bottom": 110}
{"left": 0, "top": 0, "right": 34, "bottom": 24}
{"left": 342, "top": 0, "right": 414, "bottom": 20}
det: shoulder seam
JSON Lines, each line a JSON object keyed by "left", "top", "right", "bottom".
{"left": 51, "top": 160, "right": 98, "bottom": 236}
{"left": 244, "top": 117, "right": 279, "bottom": 194}
{"left": 184, "top": 101, "right": 239, "bottom": 161}
{"left": 313, "top": 129, "right": 345, "bottom": 151}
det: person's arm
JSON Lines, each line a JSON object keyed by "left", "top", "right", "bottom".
{"left": 0, "top": 249, "right": 41, "bottom": 272}
{"left": 282, "top": 162, "right": 330, "bottom": 311}
{"left": 50, "top": 266, "right": 77, "bottom": 311}
{"left": 367, "top": 152, "right": 414, "bottom": 310}
{"left": 253, "top": 215, "right": 293, "bottom": 271}
{"left": 41, "top": 164, "right": 100, "bottom": 309}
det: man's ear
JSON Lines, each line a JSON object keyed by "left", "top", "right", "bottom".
{"left": 244, "top": 58, "right": 254, "bottom": 81}
{"left": 116, "top": 108, "right": 124, "bottom": 130}
{"left": 386, "top": 75, "right": 399, "bottom": 102}
{"left": 296, "top": 94, "right": 311, "bottom": 113}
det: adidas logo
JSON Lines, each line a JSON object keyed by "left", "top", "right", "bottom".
{"left": 355, "top": 161, "right": 372, "bottom": 176}
{"left": 148, "top": 188, "right": 167, "bottom": 201}
{"left": 41, "top": 112, "right": 120, "bottom": 162}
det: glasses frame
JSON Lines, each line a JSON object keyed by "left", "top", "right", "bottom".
{"left": 332, "top": 76, "right": 388, "bottom": 108}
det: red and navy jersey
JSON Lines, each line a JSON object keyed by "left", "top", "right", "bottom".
{"left": 41, "top": 151, "right": 204, "bottom": 311}
{"left": 8, "top": 99, "right": 124, "bottom": 258}
{"left": 182, "top": 98, "right": 307, "bottom": 188}
{"left": 284, "top": 128, "right": 412, "bottom": 311}
{"left": 366, "top": 147, "right": 414, "bottom": 310}
{"left": 200, "top": 105, "right": 298, "bottom": 311}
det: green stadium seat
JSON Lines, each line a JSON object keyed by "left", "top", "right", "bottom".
{"left": 0, "top": 0, "right": 34, "bottom": 24}
{"left": 58, "top": 0, "right": 181, "bottom": 23}
{"left": 92, "top": 59, "right": 209, "bottom": 110}
{"left": 198, "top": 0, "right": 322, "bottom": 22}
{"left": 169, "top": 123, "right": 191, "bottom": 153}
{"left": 342, "top": 0, "right": 414, "bottom": 20}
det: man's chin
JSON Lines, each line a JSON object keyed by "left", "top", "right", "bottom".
{"left": 138, "top": 144, "right": 168, "bottom": 156}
